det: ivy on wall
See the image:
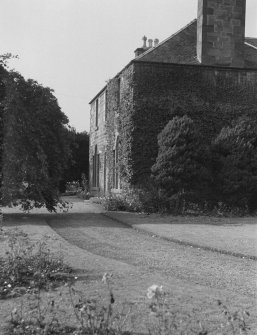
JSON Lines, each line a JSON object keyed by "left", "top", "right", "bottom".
{"left": 130, "top": 62, "right": 257, "bottom": 186}
{"left": 105, "top": 65, "right": 136, "bottom": 190}
{"left": 101, "top": 60, "right": 257, "bottom": 193}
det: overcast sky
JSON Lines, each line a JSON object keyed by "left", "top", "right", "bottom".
{"left": 1, "top": 0, "right": 256, "bottom": 132}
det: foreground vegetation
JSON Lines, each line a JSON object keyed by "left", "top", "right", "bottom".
{"left": 0, "top": 226, "right": 253, "bottom": 335}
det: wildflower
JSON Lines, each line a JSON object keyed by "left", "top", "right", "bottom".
{"left": 102, "top": 272, "right": 112, "bottom": 284}
{"left": 147, "top": 284, "right": 163, "bottom": 299}
{"left": 12, "top": 308, "right": 17, "bottom": 315}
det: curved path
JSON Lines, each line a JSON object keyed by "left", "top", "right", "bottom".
{"left": 47, "top": 211, "right": 257, "bottom": 300}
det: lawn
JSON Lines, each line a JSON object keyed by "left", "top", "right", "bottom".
{"left": 0, "top": 200, "right": 256, "bottom": 334}
{"left": 106, "top": 212, "right": 257, "bottom": 258}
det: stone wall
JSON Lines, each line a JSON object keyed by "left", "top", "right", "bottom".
{"left": 105, "top": 64, "right": 135, "bottom": 192}
{"left": 197, "top": 0, "right": 246, "bottom": 67}
{"left": 89, "top": 63, "right": 135, "bottom": 195}
{"left": 89, "top": 89, "right": 107, "bottom": 195}
{"left": 90, "top": 60, "right": 257, "bottom": 193}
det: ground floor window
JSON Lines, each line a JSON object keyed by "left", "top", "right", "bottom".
{"left": 113, "top": 141, "right": 119, "bottom": 189}
{"left": 92, "top": 145, "right": 100, "bottom": 187}
{"left": 104, "top": 152, "right": 107, "bottom": 193}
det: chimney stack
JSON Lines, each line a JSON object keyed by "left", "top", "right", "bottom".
{"left": 134, "top": 36, "right": 148, "bottom": 57}
{"left": 197, "top": 0, "right": 246, "bottom": 67}
{"left": 134, "top": 36, "right": 158, "bottom": 58}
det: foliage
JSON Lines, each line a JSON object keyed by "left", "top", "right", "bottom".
{"left": 212, "top": 116, "right": 257, "bottom": 213}
{"left": 101, "top": 189, "right": 143, "bottom": 212}
{"left": 76, "top": 174, "right": 90, "bottom": 199}
{"left": 0, "top": 228, "right": 71, "bottom": 299}
{"left": 103, "top": 62, "right": 257, "bottom": 206}
{"left": 1, "top": 71, "right": 71, "bottom": 211}
{"left": 7, "top": 276, "right": 251, "bottom": 335}
{"left": 0, "top": 53, "right": 18, "bottom": 69}
{"left": 146, "top": 285, "right": 208, "bottom": 335}
{"left": 8, "top": 273, "right": 135, "bottom": 335}
{"left": 60, "top": 130, "right": 89, "bottom": 193}
{"left": 217, "top": 300, "right": 251, "bottom": 335}
{"left": 146, "top": 285, "right": 250, "bottom": 335}
{"left": 151, "top": 116, "right": 211, "bottom": 212}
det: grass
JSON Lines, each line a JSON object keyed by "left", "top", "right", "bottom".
{"left": 5, "top": 275, "right": 252, "bottom": 335}
{"left": 0, "top": 200, "right": 256, "bottom": 334}
{"left": 105, "top": 212, "right": 257, "bottom": 258}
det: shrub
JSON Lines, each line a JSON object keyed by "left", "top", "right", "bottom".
{"left": 0, "top": 228, "right": 71, "bottom": 299}
{"left": 152, "top": 116, "right": 212, "bottom": 213}
{"left": 101, "top": 189, "right": 143, "bottom": 212}
{"left": 212, "top": 116, "right": 257, "bottom": 213}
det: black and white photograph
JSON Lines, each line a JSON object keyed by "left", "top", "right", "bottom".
{"left": 0, "top": 0, "right": 256, "bottom": 334}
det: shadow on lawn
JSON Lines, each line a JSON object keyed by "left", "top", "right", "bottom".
{"left": 2, "top": 212, "right": 132, "bottom": 230}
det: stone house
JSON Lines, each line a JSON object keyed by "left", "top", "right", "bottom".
{"left": 89, "top": 0, "right": 257, "bottom": 196}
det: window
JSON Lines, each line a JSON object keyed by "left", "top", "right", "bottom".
{"left": 104, "top": 91, "right": 107, "bottom": 121}
{"left": 95, "top": 99, "right": 99, "bottom": 128}
{"left": 104, "top": 152, "right": 107, "bottom": 193}
{"left": 112, "top": 141, "right": 119, "bottom": 189}
{"left": 92, "top": 145, "right": 100, "bottom": 187}
{"left": 117, "top": 78, "right": 121, "bottom": 106}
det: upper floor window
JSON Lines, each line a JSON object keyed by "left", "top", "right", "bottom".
{"left": 95, "top": 98, "right": 99, "bottom": 128}
{"left": 104, "top": 91, "right": 107, "bottom": 121}
{"left": 117, "top": 78, "right": 121, "bottom": 106}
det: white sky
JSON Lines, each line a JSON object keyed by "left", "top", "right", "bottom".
{"left": 1, "top": 0, "right": 256, "bottom": 132}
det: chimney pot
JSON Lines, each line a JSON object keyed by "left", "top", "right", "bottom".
{"left": 154, "top": 38, "right": 159, "bottom": 47}
{"left": 148, "top": 39, "right": 153, "bottom": 48}
{"left": 142, "top": 36, "right": 147, "bottom": 49}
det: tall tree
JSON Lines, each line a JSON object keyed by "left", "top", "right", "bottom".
{"left": 1, "top": 71, "right": 71, "bottom": 211}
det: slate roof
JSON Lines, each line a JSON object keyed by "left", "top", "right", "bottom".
{"left": 136, "top": 20, "right": 199, "bottom": 65}
{"left": 136, "top": 21, "right": 257, "bottom": 68}
{"left": 90, "top": 20, "right": 257, "bottom": 103}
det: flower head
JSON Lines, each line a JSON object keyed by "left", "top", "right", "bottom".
{"left": 147, "top": 284, "right": 163, "bottom": 299}
{"left": 102, "top": 272, "right": 112, "bottom": 284}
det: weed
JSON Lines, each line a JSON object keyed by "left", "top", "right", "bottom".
{"left": 217, "top": 300, "right": 251, "bottom": 335}
{"left": 0, "top": 228, "right": 71, "bottom": 299}
{"left": 7, "top": 277, "right": 251, "bottom": 335}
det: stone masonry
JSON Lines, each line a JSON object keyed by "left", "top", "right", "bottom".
{"left": 197, "top": 0, "right": 246, "bottom": 67}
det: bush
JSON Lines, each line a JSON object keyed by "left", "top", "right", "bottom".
{"left": 212, "top": 116, "right": 257, "bottom": 213}
{"left": 0, "top": 228, "right": 72, "bottom": 299}
{"left": 152, "top": 116, "right": 212, "bottom": 213}
{"left": 101, "top": 189, "right": 143, "bottom": 212}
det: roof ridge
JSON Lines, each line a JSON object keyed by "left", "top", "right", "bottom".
{"left": 135, "top": 19, "right": 197, "bottom": 60}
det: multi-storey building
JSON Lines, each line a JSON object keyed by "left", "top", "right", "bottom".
{"left": 89, "top": 0, "right": 257, "bottom": 196}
